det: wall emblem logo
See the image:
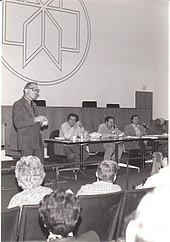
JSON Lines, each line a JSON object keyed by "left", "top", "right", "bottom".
{"left": 2, "top": 0, "right": 91, "bottom": 85}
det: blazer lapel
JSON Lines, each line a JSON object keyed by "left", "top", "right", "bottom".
{"left": 21, "top": 97, "right": 35, "bottom": 117}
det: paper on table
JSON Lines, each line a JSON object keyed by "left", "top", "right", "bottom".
{"left": 55, "top": 137, "right": 65, "bottom": 140}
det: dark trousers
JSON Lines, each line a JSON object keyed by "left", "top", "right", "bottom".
{"left": 128, "top": 141, "right": 147, "bottom": 169}
{"left": 64, "top": 145, "right": 89, "bottom": 163}
{"left": 139, "top": 141, "right": 147, "bottom": 156}
{"left": 21, "top": 146, "right": 44, "bottom": 164}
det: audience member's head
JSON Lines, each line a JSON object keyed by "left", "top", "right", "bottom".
{"left": 131, "top": 115, "right": 139, "bottom": 124}
{"left": 15, "top": 156, "right": 45, "bottom": 190}
{"left": 67, "top": 113, "right": 79, "bottom": 127}
{"left": 162, "top": 145, "right": 168, "bottom": 158}
{"left": 39, "top": 189, "right": 80, "bottom": 238}
{"left": 161, "top": 153, "right": 168, "bottom": 168}
{"left": 158, "top": 149, "right": 168, "bottom": 168}
{"left": 126, "top": 184, "right": 170, "bottom": 242}
{"left": 154, "top": 146, "right": 168, "bottom": 167}
{"left": 150, "top": 150, "right": 169, "bottom": 177}
{"left": 96, "top": 160, "right": 118, "bottom": 183}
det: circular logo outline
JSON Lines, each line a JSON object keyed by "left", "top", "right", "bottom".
{"left": 2, "top": 0, "right": 91, "bottom": 86}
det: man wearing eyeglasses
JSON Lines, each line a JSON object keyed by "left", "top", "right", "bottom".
{"left": 10, "top": 82, "right": 48, "bottom": 164}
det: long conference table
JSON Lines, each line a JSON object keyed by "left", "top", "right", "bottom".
{"left": 45, "top": 134, "right": 168, "bottom": 189}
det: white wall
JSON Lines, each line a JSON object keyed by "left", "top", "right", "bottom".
{"left": 1, "top": 0, "right": 169, "bottom": 119}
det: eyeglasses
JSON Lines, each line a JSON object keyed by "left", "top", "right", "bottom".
{"left": 28, "top": 87, "right": 40, "bottom": 93}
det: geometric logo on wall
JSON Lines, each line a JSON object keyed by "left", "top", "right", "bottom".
{"left": 2, "top": 0, "right": 91, "bottom": 85}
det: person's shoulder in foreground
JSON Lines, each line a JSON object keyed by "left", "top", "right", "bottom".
{"left": 126, "top": 184, "right": 170, "bottom": 242}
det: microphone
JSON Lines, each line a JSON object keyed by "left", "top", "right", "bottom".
{"left": 76, "top": 121, "right": 83, "bottom": 128}
{"left": 142, "top": 123, "right": 161, "bottom": 135}
{"left": 142, "top": 123, "right": 149, "bottom": 129}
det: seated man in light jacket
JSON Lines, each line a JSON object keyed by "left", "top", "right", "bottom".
{"left": 59, "top": 113, "right": 89, "bottom": 164}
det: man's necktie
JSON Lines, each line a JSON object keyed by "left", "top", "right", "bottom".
{"left": 31, "top": 101, "right": 36, "bottom": 116}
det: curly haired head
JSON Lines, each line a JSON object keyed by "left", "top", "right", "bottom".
{"left": 97, "top": 160, "right": 118, "bottom": 182}
{"left": 15, "top": 156, "right": 45, "bottom": 190}
{"left": 39, "top": 188, "right": 80, "bottom": 237}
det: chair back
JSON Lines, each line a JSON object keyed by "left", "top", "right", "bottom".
{"left": 82, "top": 101, "right": 97, "bottom": 107}
{"left": 1, "top": 206, "right": 20, "bottom": 241}
{"left": 1, "top": 188, "right": 20, "bottom": 211}
{"left": 115, "top": 188, "right": 154, "bottom": 239}
{"left": 18, "top": 205, "right": 49, "bottom": 241}
{"left": 75, "top": 191, "right": 124, "bottom": 241}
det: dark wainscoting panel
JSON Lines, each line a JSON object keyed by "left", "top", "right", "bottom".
{"left": 1, "top": 106, "right": 152, "bottom": 157}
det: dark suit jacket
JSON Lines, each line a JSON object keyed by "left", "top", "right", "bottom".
{"left": 124, "top": 123, "right": 146, "bottom": 150}
{"left": 124, "top": 123, "right": 146, "bottom": 137}
{"left": 10, "top": 97, "right": 43, "bottom": 151}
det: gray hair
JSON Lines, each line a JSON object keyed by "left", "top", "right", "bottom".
{"left": 97, "top": 160, "right": 118, "bottom": 182}
{"left": 15, "top": 156, "right": 45, "bottom": 189}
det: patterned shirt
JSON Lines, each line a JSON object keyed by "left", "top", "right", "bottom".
{"left": 77, "top": 181, "right": 121, "bottom": 196}
{"left": 8, "top": 186, "right": 53, "bottom": 209}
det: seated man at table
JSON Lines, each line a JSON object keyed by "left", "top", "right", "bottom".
{"left": 148, "top": 118, "right": 168, "bottom": 153}
{"left": 98, "top": 116, "right": 124, "bottom": 160}
{"left": 59, "top": 113, "right": 89, "bottom": 164}
{"left": 77, "top": 159, "right": 121, "bottom": 196}
{"left": 124, "top": 114, "right": 147, "bottom": 157}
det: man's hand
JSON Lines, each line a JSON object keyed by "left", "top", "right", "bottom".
{"left": 41, "top": 116, "right": 49, "bottom": 126}
{"left": 34, "top": 116, "right": 49, "bottom": 126}
{"left": 75, "top": 121, "right": 83, "bottom": 128}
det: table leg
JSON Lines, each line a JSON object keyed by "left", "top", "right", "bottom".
{"left": 126, "top": 158, "right": 129, "bottom": 190}
{"left": 115, "top": 142, "right": 118, "bottom": 161}
{"left": 125, "top": 142, "right": 132, "bottom": 190}
{"left": 80, "top": 144, "right": 84, "bottom": 167}
{"left": 155, "top": 140, "right": 159, "bottom": 151}
{"left": 54, "top": 166, "right": 59, "bottom": 189}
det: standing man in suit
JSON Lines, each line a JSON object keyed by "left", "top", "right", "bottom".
{"left": 10, "top": 82, "right": 48, "bottom": 164}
